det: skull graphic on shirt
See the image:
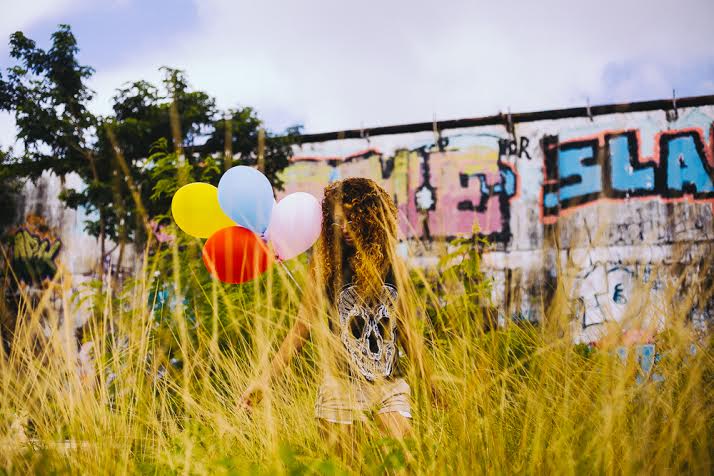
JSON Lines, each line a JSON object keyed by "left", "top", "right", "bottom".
{"left": 337, "top": 283, "right": 398, "bottom": 381}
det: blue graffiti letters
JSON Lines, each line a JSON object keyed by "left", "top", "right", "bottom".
{"left": 657, "top": 131, "right": 714, "bottom": 198}
{"left": 543, "top": 125, "right": 714, "bottom": 219}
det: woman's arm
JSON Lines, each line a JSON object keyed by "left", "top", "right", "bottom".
{"left": 265, "top": 311, "right": 311, "bottom": 381}
{"left": 240, "top": 301, "right": 313, "bottom": 409}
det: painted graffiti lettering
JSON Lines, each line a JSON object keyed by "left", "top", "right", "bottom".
{"left": 656, "top": 130, "right": 714, "bottom": 198}
{"left": 14, "top": 229, "right": 61, "bottom": 263}
{"left": 409, "top": 141, "right": 520, "bottom": 242}
{"left": 283, "top": 109, "right": 714, "bottom": 343}
{"left": 12, "top": 228, "right": 62, "bottom": 283}
{"left": 378, "top": 154, "right": 395, "bottom": 179}
{"left": 558, "top": 139, "right": 601, "bottom": 206}
{"left": 415, "top": 148, "right": 437, "bottom": 212}
{"left": 457, "top": 164, "right": 517, "bottom": 212}
{"left": 542, "top": 125, "right": 714, "bottom": 222}
{"left": 499, "top": 136, "right": 531, "bottom": 160}
{"left": 287, "top": 134, "right": 521, "bottom": 242}
{"left": 604, "top": 131, "right": 656, "bottom": 197}
{"left": 613, "top": 283, "right": 627, "bottom": 304}
{"left": 348, "top": 149, "right": 396, "bottom": 180}
{"left": 573, "top": 264, "right": 634, "bottom": 330}
{"left": 456, "top": 162, "right": 517, "bottom": 242}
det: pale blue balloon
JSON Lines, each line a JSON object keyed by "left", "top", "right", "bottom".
{"left": 217, "top": 166, "right": 275, "bottom": 236}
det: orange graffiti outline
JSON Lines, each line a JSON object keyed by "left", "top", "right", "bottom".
{"left": 540, "top": 125, "right": 714, "bottom": 224}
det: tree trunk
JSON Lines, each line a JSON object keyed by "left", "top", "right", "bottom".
{"left": 257, "top": 127, "right": 265, "bottom": 173}
{"left": 224, "top": 115, "right": 233, "bottom": 171}
{"left": 116, "top": 222, "right": 126, "bottom": 288}
{"left": 99, "top": 213, "right": 106, "bottom": 278}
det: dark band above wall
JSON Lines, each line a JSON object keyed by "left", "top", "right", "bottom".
{"left": 294, "top": 95, "right": 714, "bottom": 143}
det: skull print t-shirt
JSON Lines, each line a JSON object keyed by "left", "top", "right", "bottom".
{"left": 330, "top": 246, "right": 402, "bottom": 382}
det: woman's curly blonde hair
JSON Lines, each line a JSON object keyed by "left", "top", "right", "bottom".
{"left": 314, "top": 177, "right": 399, "bottom": 302}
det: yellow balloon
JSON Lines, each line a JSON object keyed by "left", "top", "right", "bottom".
{"left": 171, "top": 183, "right": 236, "bottom": 238}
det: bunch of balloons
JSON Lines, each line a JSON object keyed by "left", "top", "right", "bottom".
{"left": 171, "top": 166, "right": 322, "bottom": 284}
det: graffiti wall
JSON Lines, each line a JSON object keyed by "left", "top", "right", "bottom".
{"left": 281, "top": 102, "right": 714, "bottom": 342}
{"left": 5, "top": 171, "right": 137, "bottom": 329}
{"left": 11, "top": 214, "right": 62, "bottom": 285}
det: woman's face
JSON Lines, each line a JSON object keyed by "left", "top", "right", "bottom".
{"left": 331, "top": 204, "right": 354, "bottom": 246}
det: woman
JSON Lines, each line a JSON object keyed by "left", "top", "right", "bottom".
{"left": 241, "top": 177, "right": 429, "bottom": 441}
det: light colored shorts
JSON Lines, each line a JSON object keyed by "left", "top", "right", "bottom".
{"left": 314, "top": 376, "right": 412, "bottom": 424}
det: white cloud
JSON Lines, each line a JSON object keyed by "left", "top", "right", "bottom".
{"left": 0, "top": 0, "right": 88, "bottom": 53}
{"left": 1, "top": 0, "right": 92, "bottom": 147}
{"left": 0, "top": 112, "right": 17, "bottom": 148}
{"left": 158, "top": 0, "right": 714, "bottom": 131}
{"left": 4, "top": 0, "right": 714, "bottom": 144}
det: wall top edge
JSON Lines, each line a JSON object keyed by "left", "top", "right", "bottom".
{"left": 292, "top": 95, "right": 714, "bottom": 144}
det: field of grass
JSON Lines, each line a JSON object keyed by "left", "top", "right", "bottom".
{"left": 0, "top": 235, "right": 712, "bottom": 475}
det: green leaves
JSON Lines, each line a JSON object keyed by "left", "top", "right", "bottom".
{"left": 3, "top": 24, "right": 96, "bottom": 182}
{"left": 2, "top": 25, "right": 301, "bottom": 251}
{"left": 438, "top": 227, "right": 492, "bottom": 301}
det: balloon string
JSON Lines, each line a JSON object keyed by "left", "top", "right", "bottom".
{"left": 279, "top": 260, "right": 302, "bottom": 292}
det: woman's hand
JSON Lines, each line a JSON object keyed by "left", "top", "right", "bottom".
{"left": 239, "top": 378, "right": 269, "bottom": 411}
{"left": 239, "top": 309, "right": 312, "bottom": 411}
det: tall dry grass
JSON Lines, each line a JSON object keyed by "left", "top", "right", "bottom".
{"left": 0, "top": 228, "right": 711, "bottom": 475}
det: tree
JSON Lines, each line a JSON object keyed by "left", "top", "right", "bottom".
{"left": 107, "top": 68, "right": 218, "bottom": 225}
{"left": 2, "top": 25, "right": 302, "bottom": 273}
{"left": 0, "top": 25, "right": 121, "bottom": 273}
{"left": 204, "top": 108, "right": 302, "bottom": 191}
{"left": 0, "top": 149, "right": 22, "bottom": 235}
{"left": 1, "top": 25, "right": 96, "bottom": 179}
{"left": 102, "top": 68, "right": 302, "bottom": 243}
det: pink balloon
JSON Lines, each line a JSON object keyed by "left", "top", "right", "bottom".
{"left": 267, "top": 192, "right": 322, "bottom": 260}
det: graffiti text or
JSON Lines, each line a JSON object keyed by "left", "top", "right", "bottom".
{"left": 12, "top": 228, "right": 62, "bottom": 283}
{"left": 542, "top": 125, "right": 714, "bottom": 222}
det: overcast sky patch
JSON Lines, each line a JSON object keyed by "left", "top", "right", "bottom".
{"left": 1, "top": 0, "right": 713, "bottom": 147}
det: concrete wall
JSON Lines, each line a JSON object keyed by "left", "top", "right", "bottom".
{"left": 281, "top": 104, "right": 714, "bottom": 342}
{"left": 9, "top": 103, "right": 713, "bottom": 342}
{"left": 8, "top": 171, "right": 135, "bottom": 328}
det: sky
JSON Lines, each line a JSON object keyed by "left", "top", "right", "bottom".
{"left": 1, "top": 0, "right": 713, "bottom": 148}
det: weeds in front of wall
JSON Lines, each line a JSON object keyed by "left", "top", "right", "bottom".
{"left": 0, "top": 223, "right": 712, "bottom": 475}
